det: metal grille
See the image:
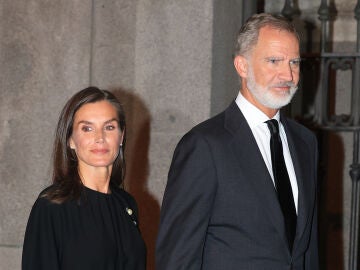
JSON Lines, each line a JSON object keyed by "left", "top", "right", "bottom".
{"left": 281, "top": 0, "right": 360, "bottom": 268}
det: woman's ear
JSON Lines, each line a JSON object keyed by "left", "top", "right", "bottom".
{"left": 69, "top": 137, "right": 75, "bottom": 150}
{"left": 234, "top": 55, "right": 249, "bottom": 78}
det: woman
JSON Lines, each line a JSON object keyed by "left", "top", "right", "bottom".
{"left": 22, "top": 87, "right": 146, "bottom": 270}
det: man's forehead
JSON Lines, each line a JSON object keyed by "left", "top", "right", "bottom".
{"left": 258, "top": 26, "right": 298, "bottom": 40}
{"left": 255, "top": 27, "right": 299, "bottom": 53}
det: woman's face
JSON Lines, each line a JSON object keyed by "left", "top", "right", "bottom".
{"left": 69, "top": 100, "right": 123, "bottom": 172}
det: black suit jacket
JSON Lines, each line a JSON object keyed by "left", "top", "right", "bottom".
{"left": 156, "top": 101, "right": 319, "bottom": 270}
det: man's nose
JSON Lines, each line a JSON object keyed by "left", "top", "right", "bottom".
{"left": 279, "top": 63, "right": 294, "bottom": 82}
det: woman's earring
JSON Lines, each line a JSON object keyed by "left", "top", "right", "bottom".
{"left": 119, "top": 144, "right": 124, "bottom": 159}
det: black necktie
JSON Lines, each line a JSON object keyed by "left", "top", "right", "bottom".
{"left": 266, "top": 119, "right": 297, "bottom": 251}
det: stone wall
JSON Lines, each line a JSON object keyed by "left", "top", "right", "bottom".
{"left": 1, "top": 1, "right": 93, "bottom": 269}
{"left": 0, "top": 1, "right": 243, "bottom": 269}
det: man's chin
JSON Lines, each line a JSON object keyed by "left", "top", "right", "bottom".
{"left": 262, "top": 95, "right": 293, "bottom": 109}
{"left": 248, "top": 85, "right": 297, "bottom": 109}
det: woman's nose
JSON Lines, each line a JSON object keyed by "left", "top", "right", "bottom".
{"left": 95, "top": 131, "right": 105, "bottom": 143}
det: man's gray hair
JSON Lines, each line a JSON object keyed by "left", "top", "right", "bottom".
{"left": 234, "top": 13, "right": 300, "bottom": 58}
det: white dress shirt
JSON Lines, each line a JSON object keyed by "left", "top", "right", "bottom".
{"left": 235, "top": 92, "right": 298, "bottom": 213}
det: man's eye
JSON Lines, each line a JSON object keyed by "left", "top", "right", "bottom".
{"left": 81, "top": 126, "right": 92, "bottom": 132}
{"left": 290, "top": 59, "right": 301, "bottom": 67}
{"left": 267, "top": 58, "right": 281, "bottom": 64}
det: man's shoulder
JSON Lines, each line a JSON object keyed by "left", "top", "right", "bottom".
{"left": 195, "top": 111, "right": 225, "bottom": 130}
{"left": 187, "top": 106, "right": 231, "bottom": 139}
{"left": 175, "top": 104, "right": 237, "bottom": 150}
{"left": 192, "top": 101, "right": 240, "bottom": 133}
{"left": 283, "top": 117, "right": 317, "bottom": 141}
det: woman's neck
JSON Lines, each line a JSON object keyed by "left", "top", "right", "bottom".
{"left": 78, "top": 165, "right": 112, "bottom": 194}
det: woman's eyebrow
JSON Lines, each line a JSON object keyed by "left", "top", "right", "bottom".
{"left": 75, "top": 118, "right": 118, "bottom": 126}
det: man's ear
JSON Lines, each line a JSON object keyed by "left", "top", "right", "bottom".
{"left": 234, "top": 55, "right": 249, "bottom": 78}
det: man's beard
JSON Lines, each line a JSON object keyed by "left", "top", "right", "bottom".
{"left": 246, "top": 66, "right": 298, "bottom": 110}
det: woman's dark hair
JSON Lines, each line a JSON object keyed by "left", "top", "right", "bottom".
{"left": 43, "top": 86, "right": 126, "bottom": 203}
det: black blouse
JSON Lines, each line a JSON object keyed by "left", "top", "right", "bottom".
{"left": 22, "top": 184, "right": 146, "bottom": 270}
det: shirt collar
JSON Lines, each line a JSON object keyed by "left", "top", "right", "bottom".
{"left": 235, "top": 92, "right": 280, "bottom": 129}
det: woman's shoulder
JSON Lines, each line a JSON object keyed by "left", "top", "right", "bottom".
{"left": 34, "top": 184, "right": 69, "bottom": 211}
{"left": 38, "top": 184, "right": 56, "bottom": 197}
{"left": 111, "top": 184, "right": 135, "bottom": 202}
{"left": 111, "top": 185, "right": 139, "bottom": 210}
{"left": 26, "top": 185, "right": 67, "bottom": 228}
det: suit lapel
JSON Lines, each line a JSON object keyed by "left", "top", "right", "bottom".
{"left": 281, "top": 117, "right": 312, "bottom": 248}
{"left": 224, "top": 102, "right": 288, "bottom": 249}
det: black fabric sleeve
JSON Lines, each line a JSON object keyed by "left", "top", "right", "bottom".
{"left": 156, "top": 131, "right": 218, "bottom": 270}
{"left": 305, "top": 135, "right": 319, "bottom": 270}
{"left": 22, "top": 197, "right": 61, "bottom": 270}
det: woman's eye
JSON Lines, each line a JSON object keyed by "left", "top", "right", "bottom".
{"left": 105, "top": 125, "right": 116, "bottom": 131}
{"left": 81, "top": 126, "right": 93, "bottom": 132}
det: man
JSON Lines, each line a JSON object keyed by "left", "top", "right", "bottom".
{"left": 156, "top": 13, "right": 319, "bottom": 270}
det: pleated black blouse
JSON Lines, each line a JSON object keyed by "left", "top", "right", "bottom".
{"left": 22, "top": 184, "right": 146, "bottom": 270}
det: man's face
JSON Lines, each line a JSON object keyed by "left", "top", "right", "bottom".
{"left": 237, "top": 26, "right": 300, "bottom": 115}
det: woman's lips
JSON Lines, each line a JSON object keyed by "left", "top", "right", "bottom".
{"left": 90, "top": 149, "right": 109, "bottom": 154}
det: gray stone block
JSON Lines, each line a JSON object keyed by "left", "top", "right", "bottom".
{"left": 0, "top": 246, "right": 22, "bottom": 270}
{"left": 91, "top": 0, "right": 137, "bottom": 89}
{"left": 0, "top": 0, "right": 92, "bottom": 247}
{"left": 134, "top": 0, "right": 213, "bottom": 135}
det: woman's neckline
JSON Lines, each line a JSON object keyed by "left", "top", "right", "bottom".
{"left": 83, "top": 184, "right": 112, "bottom": 196}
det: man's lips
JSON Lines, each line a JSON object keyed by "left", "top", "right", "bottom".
{"left": 271, "top": 83, "right": 295, "bottom": 92}
{"left": 273, "top": 86, "right": 290, "bottom": 91}
{"left": 272, "top": 82, "right": 295, "bottom": 88}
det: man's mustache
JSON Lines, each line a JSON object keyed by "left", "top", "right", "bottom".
{"left": 271, "top": 81, "right": 297, "bottom": 88}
